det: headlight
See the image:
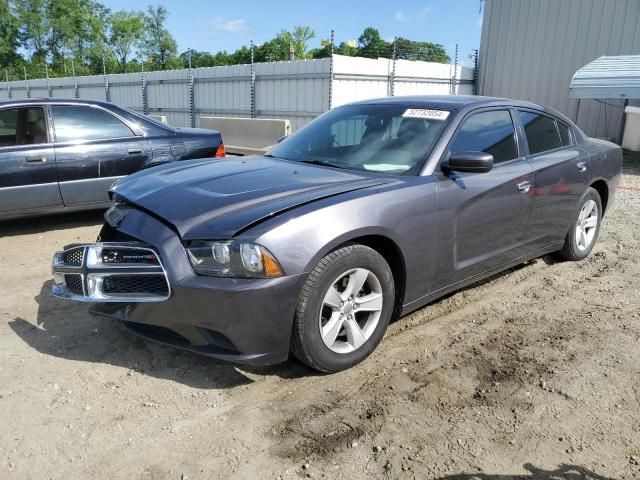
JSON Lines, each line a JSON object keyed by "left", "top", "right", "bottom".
{"left": 186, "top": 241, "right": 284, "bottom": 278}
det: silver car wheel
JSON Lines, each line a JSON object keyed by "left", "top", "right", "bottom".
{"left": 319, "top": 268, "right": 383, "bottom": 354}
{"left": 575, "top": 199, "right": 598, "bottom": 251}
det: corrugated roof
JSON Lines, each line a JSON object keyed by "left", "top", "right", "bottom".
{"left": 569, "top": 55, "right": 640, "bottom": 100}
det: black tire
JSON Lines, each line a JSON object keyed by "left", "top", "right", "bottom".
{"left": 290, "top": 244, "right": 395, "bottom": 373}
{"left": 557, "top": 187, "right": 602, "bottom": 261}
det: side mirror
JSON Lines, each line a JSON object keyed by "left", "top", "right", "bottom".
{"left": 443, "top": 151, "right": 493, "bottom": 174}
{"left": 277, "top": 135, "right": 288, "bottom": 143}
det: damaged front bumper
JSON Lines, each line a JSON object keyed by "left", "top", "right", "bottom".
{"left": 50, "top": 208, "right": 305, "bottom": 366}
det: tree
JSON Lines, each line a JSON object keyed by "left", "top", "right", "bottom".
{"left": 228, "top": 45, "right": 251, "bottom": 65}
{"left": 357, "top": 27, "right": 391, "bottom": 58}
{"left": 108, "top": 10, "right": 145, "bottom": 72}
{"left": 254, "top": 36, "right": 289, "bottom": 62}
{"left": 15, "top": 0, "right": 49, "bottom": 61}
{"left": 179, "top": 50, "right": 217, "bottom": 68}
{"left": 142, "top": 5, "right": 177, "bottom": 70}
{"left": 6, "top": 8, "right": 453, "bottom": 79}
{"left": 46, "top": 0, "right": 76, "bottom": 65}
{"left": 40, "top": 0, "right": 109, "bottom": 72}
{"left": 395, "top": 37, "right": 449, "bottom": 63}
{"left": 336, "top": 41, "right": 357, "bottom": 57}
{"left": 71, "top": 1, "right": 111, "bottom": 73}
{"left": 0, "top": 0, "right": 20, "bottom": 68}
{"left": 279, "top": 25, "right": 315, "bottom": 59}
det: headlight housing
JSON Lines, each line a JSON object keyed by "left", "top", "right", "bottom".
{"left": 186, "top": 241, "right": 284, "bottom": 278}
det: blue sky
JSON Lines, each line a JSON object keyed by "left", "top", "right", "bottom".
{"left": 103, "top": 0, "right": 483, "bottom": 65}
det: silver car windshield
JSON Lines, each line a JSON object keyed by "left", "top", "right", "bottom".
{"left": 269, "top": 104, "right": 450, "bottom": 175}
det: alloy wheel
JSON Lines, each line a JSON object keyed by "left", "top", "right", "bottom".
{"left": 575, "top": 199, "right": 598, "bottom": 251}
{"left": 318, "top": 268, "right": 383, "bottom": 354}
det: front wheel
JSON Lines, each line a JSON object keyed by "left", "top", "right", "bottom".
{"left": 557, "top": 187, "right": 602, "bottom": 261}
{"left": 290, "top": 244, "right": 395, "bottom": 372}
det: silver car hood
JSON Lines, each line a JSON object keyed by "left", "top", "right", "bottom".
{"left": 111, "top": 156, "right": 395, "bottom": 239}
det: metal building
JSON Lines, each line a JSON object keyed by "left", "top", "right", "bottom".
{"left": 479, "top": 0, "right": 640, "bottom": 140}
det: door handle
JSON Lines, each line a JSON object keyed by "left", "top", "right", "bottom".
{"left": 128, "top": 148, "right": 143, "bottom": 155}
{"left": 576, "top": 161, "right": 588, "bottom": 172}
{"left": 25, "top": 155, "right": 47, "bottom": 163}
{"left": 516, "top": 180, "right": 531, "bottom": 193}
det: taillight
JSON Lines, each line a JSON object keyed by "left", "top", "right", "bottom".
{"left": 215, "top": 143, "right": 225, "bottom": 158}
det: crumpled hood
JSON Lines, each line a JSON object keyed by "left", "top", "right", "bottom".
{"left": 111, "top": 156, "right": 395, "bottom": 239}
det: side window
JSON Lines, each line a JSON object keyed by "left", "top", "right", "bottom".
{"left": 519, "top": 111, "right": 561, "bottom": 154}
{"left": 51, "top": 106, "right": 134, "bottom": 143}
{"left": 449, "top": 110, "right": 518, "bottom": 164}
{"left": 557, "top": 121, "right": 572, "bottom": 146}
{"left": 0, "top": 107, "right": 47, "bottom": 147}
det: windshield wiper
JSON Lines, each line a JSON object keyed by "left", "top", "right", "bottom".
{"left": 296, "top": 159, "right": 349, "bottom": 170}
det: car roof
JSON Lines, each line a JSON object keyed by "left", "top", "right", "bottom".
{"left": 0, "top": 98, "right": 115, "bottom": 108}
{"left": 344, "top": 95, "right": 576, "bottom": 126}
{"left": 346, "top": 95, "right": 543, "bottom": 110}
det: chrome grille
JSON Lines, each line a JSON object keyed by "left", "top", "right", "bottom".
{"left": 64, "top": 274, "right": 83, "bottom": 294}
{"left": 51, "top": 243, "right": 170, "bottom": 303}
{"left": 62, "top": 248, "right": 83, "bottom": 266}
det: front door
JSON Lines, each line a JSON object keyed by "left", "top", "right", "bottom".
{"left": 0, "top": 106, "right": 62, "bottom": 215}
{"left": 434, "top": 108, "right": 534, "bottom": 288}
{"left": 51, "top": 104, "right": 150, "bottom": 206}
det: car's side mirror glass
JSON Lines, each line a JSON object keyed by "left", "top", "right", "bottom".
{"left": 442, "top": 151, "right": 493, "bottom": 174}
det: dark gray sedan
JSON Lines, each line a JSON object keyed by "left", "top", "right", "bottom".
{"left": 51, "top": 96, "right": 622, "bottom": 372}
{"left": 0, "top": 99, "right": 223, "bottom": 220}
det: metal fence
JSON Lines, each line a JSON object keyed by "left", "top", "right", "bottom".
{"left": 0, "top": 54, "right": 475, "bottom": 131}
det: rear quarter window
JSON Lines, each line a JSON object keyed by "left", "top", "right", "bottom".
{"left": 519, "top": 111, "right": 562, "bottom": 154}
{"left": 557, "top": 121, "right": 572, "bottom": 146}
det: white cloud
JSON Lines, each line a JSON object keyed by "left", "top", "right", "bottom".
{"left": 418, "top": 6, "right": 435, "bottom": 18}
{"left": 393, "top": 10, "right": 410, "bottom": 22}
{"left": 207, "top": 17, "right": 247, "bottom": 32}
{"left": 394, "top": 6, "right": 435, "bottom": 23}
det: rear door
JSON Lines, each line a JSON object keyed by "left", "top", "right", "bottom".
{"left": 0, "top": 105, "right": 62, "bottom": 215}
{"left": 517, "top": 110, "right": 589, "bottom": 249}
{"left": 434, "top": 108, "right": 534, "bottom": 286}
{"left": 51, "top": 104, "right": 151, "bottom": 206}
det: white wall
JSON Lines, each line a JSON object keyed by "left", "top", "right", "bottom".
{"left": 332, "top": 55, "right": 473, "bottom": 108}
{"left": 0, "top": 55, "right": 473, "bottom": 132}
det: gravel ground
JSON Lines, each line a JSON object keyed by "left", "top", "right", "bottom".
{"left": 0, "top": 171, "right": 639, "bottom": 480}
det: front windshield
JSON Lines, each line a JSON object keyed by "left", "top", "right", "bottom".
{"left": 269, "top": 104, "right": 451, "bottom": 175}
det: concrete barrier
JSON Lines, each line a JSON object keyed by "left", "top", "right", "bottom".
{"left": 199, "top": 117, "right": 291, "bottom": 155}
{"left": 148, "top": 114, "right": 168, "bottom": 123}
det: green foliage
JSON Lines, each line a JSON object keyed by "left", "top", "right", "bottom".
{"left": 0, "top": 0, "right": 20, "bottom": 66}
{"left": 1, "top": 4, "right": 453, "bottom": 82}
{"left": 141, "top": 5, "right": 177, "bottom": 70}
{"left": 358, "top": 27, "right": 392, "bottom": 59}
{"left": 108, "top": 10, "right": 145, "bottom": 72}
{"left": 395, "top": 37, "right": 449, "bottom": 63}
{"left": 15, "top": 0, "right": 50, "bottom": 60}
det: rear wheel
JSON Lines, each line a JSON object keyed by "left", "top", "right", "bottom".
{"left": 290, "top": 244, "right": 395, "bottom": 372}
{"left": 557, "top": 187, "right": 602, "bottom": 261}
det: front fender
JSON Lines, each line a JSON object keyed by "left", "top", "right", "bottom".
{"left": 247, "top": 178, "right": 439, "bottom": 306}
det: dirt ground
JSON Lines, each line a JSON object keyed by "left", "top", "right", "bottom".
{"left": 1, "top": 172, "right": 639, "bottom": 480}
